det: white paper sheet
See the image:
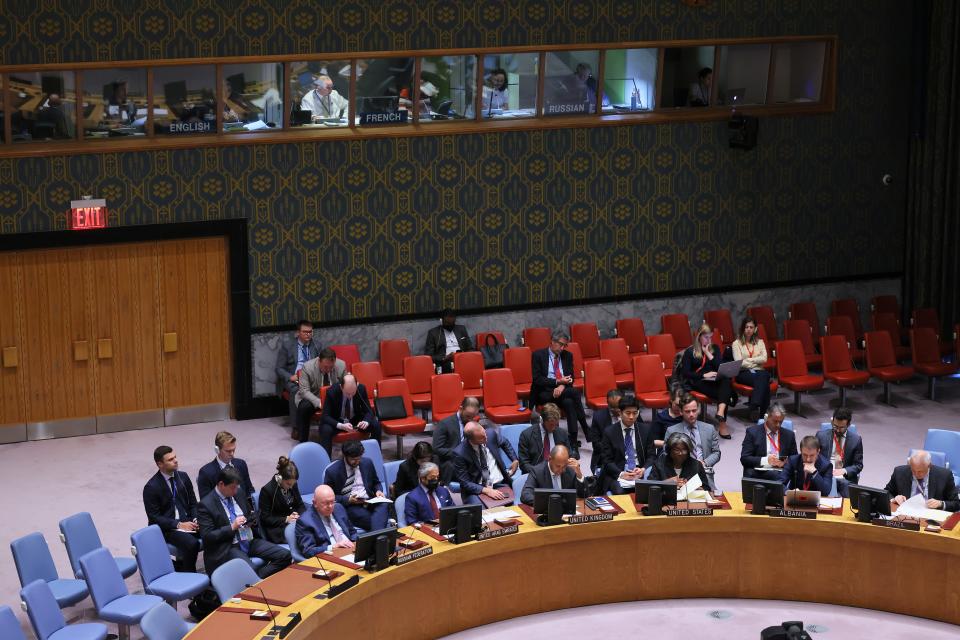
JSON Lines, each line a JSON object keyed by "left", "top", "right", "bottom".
{"left": 363, "top": 496, "right": 392, "bottom": 504}
{"left": 678, "top": 474, "right": 703, "bottom": 501}
{"left": 894, "top": 493, "right": 952, "bottom": 522}
{"left": 820, "top": 496, "right": 843, "bottom": 509}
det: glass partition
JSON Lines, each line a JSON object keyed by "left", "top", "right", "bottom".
{"left": 152, "top": 65, "right": 216, "bottom": 135}
{"left": 542, "top": 50, "right": 600, "bottom": 117}
{"left": 602, "top": 48, "right": 658, "bottom": 112}
{"left": 354, "top": 57, "right": 414, "bottom": 126}
{"left": 418, "top": 55, "right": 476, "bottom": 123}
{"left": 8, "top": 71, "right": 76, "bottom": 142}
{"left": 715, "top": 44, "right": 771, "bottom": 106}
{"left": 660, "top": 46, "right": 716, "bottom": 108}
{"left": 80, "top": 69, "right": 147, "bottom": 138}
{"left": 481, "top": 53, "right": 538, "bottom": 119}
{"left": 770, "top": 41, "right": 827, "bottom": 104}
{"left": 221, "top": 63, "right": 284, "bottom": 133}
{"left": 290, "top": 60, "right": 352, "bottom": 128}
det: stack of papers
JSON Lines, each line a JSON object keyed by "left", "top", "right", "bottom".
{"left": 678, "top": 475, "right": 704, "bottom": 502}
{"left": 819, "top": 497, "right": 843, "bottom": 509}
{"left": 481, "top": 509, "right": 522, "bottom": 523}
{"left": 364, "top": 496, "right": 392, "bottom": 504}
{"left": 894, "top": 493, "right": 952, "bottom": 522}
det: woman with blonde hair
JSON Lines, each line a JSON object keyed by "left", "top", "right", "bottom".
{"left": 678, "top": 322, "right": 733, "bottom": 438}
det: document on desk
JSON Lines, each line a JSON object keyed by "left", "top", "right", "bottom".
{"left": 481, "top": 509, "right": 522, "bottom": 523}
{"left": 820, "top": 496, "right": 843, "bottom": 509}
{"left": 894, "top": 493, "right": 952, "bottom": 522}
{"left": 243, "top": 120, "right": 269, "bottom": 131}
{"left": 364, "top": 496, "right": 392, "bottom": 504}
{"left": 678, "top": 475, "right": 705, "bottom": 502}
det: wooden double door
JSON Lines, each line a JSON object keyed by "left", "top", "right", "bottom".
{"left": 0, "top": 237, "right": 232, "bottom": 442}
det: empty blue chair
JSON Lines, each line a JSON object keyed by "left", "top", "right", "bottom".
{"left": 757, "top": 418, "right": 794, "bottom": 431}
{"left": 130, "top": 525, "right": 209, "bottom": 604}
{"left": 360, "top": 438, "right": 387, "bottom": 487}
{"left": 21, "top": 579, "right": 108, "bottom": 640}
{"left": 140, "top": 602, "right": 195, "bottom": 640}
{"left": 79, "top": 547, "right": 162, "bottom": 640}
{"left": 512, "top": 473, "right": 528, "bottom": 506}
{"left": 210, "top": 558, "right": 259, "bottom": 604}
{"left": 10, "top": 532, "right": 88, "bottom": 608}
{"left": 818, "top": 422, "right": 858, "bottom": 435}
{"left": 0, "top": 604, "right": 28, "bottom": 640}
{"left": 923, "top": 429, "right": 960, "bottom": 470}
{"left": 60, "top": 513, "right": 137, "bottom": 580}
{"left": 284, "top": 521, "right": 305, "bottom": 562}
{"left": 384, "top": 460, "right": 402, "bottom": 495}
{"left": 395, "top": 493, "right": 408, "bottom": 527}
{"left": 289, "top": 442, "right": 331, "bottom": 497}
{"left": 500, "top": 424, "right": 527, "bottom": 461}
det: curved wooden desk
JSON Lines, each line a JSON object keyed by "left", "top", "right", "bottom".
{"left": 187, "top": 494, "right": 960, "bottom": 639}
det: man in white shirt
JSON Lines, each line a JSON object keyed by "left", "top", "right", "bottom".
{"left": 424, "top": 308, "right": 472, "bottom": 373}
{"left": 453, "top": 422, "right": 514, "bottom": 505}
{"left": 300, "top": 75, "right": 348, "bottom": 120}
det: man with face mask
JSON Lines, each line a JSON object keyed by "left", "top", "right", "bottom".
{"left": 404, "top": 462, "right": 453, "bottom": 524}
{"left": 520, "top": 444, "right": 586, "bottom": 506}
{"left": 424, "top": 308, "right": 472, "bottom": 373}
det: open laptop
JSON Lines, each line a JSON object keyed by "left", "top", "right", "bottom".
{"left": 717, "top": 359, "right": 743, "bottom": 380}
{"left": 786, "top": 489, "right": 821, "bottom": 508}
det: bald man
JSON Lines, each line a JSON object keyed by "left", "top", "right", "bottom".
{"left": 520, "top": 444, "right": 585, "bottom": 506}
{"left": 885, "top": 450, "right": 959, "bottom": 512}
{"left": 295, "top": 485, "right": 358, "bottom": 558}
{"left": 452, "top": 422, "right": 514, "bottom": 505}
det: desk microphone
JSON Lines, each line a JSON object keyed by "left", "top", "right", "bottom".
{"left": 244, "top": 583, "right": 280, "bottom": 630}
{"left": 313, "top": 553, "right": 334, "bottom": 587}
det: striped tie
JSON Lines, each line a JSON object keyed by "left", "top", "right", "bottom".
{"left": 343, "top": 468, "right": 355, "bottom": 495}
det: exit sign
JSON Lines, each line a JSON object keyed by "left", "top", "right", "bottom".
{"left": 69, "top": 199, "right": 108, "bottom": 230}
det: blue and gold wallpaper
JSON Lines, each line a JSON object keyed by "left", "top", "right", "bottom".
{"left": 0, "top": 1, "right": 910, "bottom": 327}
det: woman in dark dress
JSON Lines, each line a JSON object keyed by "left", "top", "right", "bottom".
{"left": 679, "top": 322, "right": 734, "bottom": 439}
{"left": 647, "top": 432, "right": 711, "bottom": 491}
{"left": 393, "top": 441, "right": 440, "bottom": 498}
{"left": 257, "top": 456, "right": 306, "bottom": 544}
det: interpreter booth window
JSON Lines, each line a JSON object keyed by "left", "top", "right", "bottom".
{"left": 8, "top": 71, "right": 76, "bottom": 142}
{"left": 659, "top": 46, "right": 716, "bottom": 108}
{"left": 418, "top": 55, "right": 476, "bottom": 123}
{"left": 480, "top": 53, "right": 538, "bottom": 119}
{"left": 353, "top": 57, "right": 414, "bottom": 127}
{"left": 290, "top": 60, "right": 352, "bottom": 128}
{"left": 602, "top": 48, "right": 658, "bottom": 112}
{"left": 80, "top": 69, "right": 147, "bottom": 138}
{"left": 542, "top": 50, "right": 600, "bottom": 117}
{"left": 152, "top": 66, "right": 216, "bottom": 135}
{"left": 715, "top": 44, "right": 771, "bottom": 107}
{"left": 221, "top": 63, "right": 284, "bottom": 133}
{"left": 769, "top": 41, "right": 826, "bottom": 104}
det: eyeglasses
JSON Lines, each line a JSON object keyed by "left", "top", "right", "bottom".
{"left": 554, "top": 341, "right": 568, "bottom": 348}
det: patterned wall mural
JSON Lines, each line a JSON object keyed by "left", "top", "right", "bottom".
{"left": 0, "top": 1, "right": 911, "bottom": 328}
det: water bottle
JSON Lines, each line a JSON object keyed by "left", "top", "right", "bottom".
{"left": 630, "top": 88, "right": 638, "bottom": 111}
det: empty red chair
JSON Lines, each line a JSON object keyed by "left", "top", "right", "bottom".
{"left": 600, "top": 338, "right": 633, "bottom": 389}
{"left": 646, "top": 334, "right": 678, "bottom": 380}
{"left": 831, "top": 298, "right": 864, "bottom": 339}
{"left": 566, "top": 342, "right": 585, "bottom": 391}
{"left": 570, "top": 322, "right": 601, "bottom": 360}
{"left": 481, "top": 368, "right": 531, "bottom": 425}
{"left": 430, "top": 373, "right": 464, "bottom": 422}
{"left": 775, "top": 339, "right": 824, "bottom": 416}
{"left": 474, "top": 331, "right": 506, "bottom": 350}
{"left": 453, "top": 351, "right": 484, "bottom": 400}
{"left": 632, "top": 354, "right": 671, "bottom": 418}
{"left": 911, "top": 328, "right": 958, "bottom": 400}
{"left": 819, "top": 335, "right": 870, "bottom": 407}
{"left": 584, "top": 359, "right": 617, "bottom": 410}
{"left": 871, "top": 312, "right": 910, "bottom": 361}
{"left": 912, "top": 308, "right": 953, "bottom": 355}
{"left": 615, "top": 317, "right": 647, "bottom": 353}
{"left": 783, "top": 319, "right": 821, "bottom": 368}
{"left": 330, "top": 344, "right": 361, "bottom": 372}
{"left": 826, "top": 315, "right": 865, "bottom": 364}
{"left": 351, "top": 361, "right": 384, "bottom": 407}
{"left": 756, "top": 324, "right": 777, "bottom": 373}
{"left": 402, "top": 355, "right": 434, "bottom": 413}
{"left": 865, "top": 330, "right": 915, "bottom": 405}
{"left": 788, "top": 302, "right": 821, "bottom": 342}
{"left": 704, "top": 309, "right": 735, "bottom": 346}
{"left": 871, "top": 295, "right": 899, "bottom": 316}
{"left": 747, "top": 305, "right": 779, "bottom": 343}
{"left": 660, "top": 313, "right": 692, "bottom": 350}
{"left": 379, "top": 339, "right": 411, "bottom": 378}
{"left": 503, "top": 347, "right": 533, "bottom": 401}
{"left": 521, "top": 327, "right": 552, "bottom": 352}
{"left": 376, "top": 378, "right": 427, "bottom": 458}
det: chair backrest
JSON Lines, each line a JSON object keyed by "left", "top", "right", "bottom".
{"left": 704, "top": 309, "right": 735, "bottom": 346}
{"left": 384, "top": 460, "right": 402, "bottom": 493}
{"left": 430, "top": 373, "right": 464, "bottom": 419}
{"left": 871, "top": 295, "right": 899, "bottom": 316}
{"left": 330, "top": 344, "right": 361, "bottom": 373}
{"left": 819, "top": 422, "right": 858, "bottom": 435}
{"left": 747, "top": 305, "right": 778, "bottom": 342}
{"left": 864, "top": 331, "right": 896, "bottom": 369}
{"left": 358, "top": 438, "right": 387, "bottom": 487}
{"left": 289, "top": 442, "right": 332, "bottom": 497}
{"left": 402, "top": 355, "right": 435, "bottom": 395}
{"left": 512, "top": 473, "right": 528, "bottom": 506}
{"left": 872, "top": 312, "right": 901, "bottom": 344}
{"left": 909, "top": 448, "right": 947, "bottom": 468}
{"left": 826, "top": 315, "right": 857, "bottom": 344}
{"left": 522, "top": 327, "right": 552, "bottom": 352}
{"left": 210, "top": 558, "right": 260, "bottom": 604}
{"left": 911, "top": 307, "right": 941, "bottom": 334}
{"left": 922, "top": 429, "right": 960, "bottom": 471}
{"left": 10, "top": 533, "right": 59, "bottom": 588}
{"left": 284, "top": 522, "right": 305, "bottom": 562}
{"left": 831, "top": 298, "right": 863, "bottom": 336}
{"left": 788, "top": 302, "right": 821, "bottom": 341}
{"left": 632, "top": 354, "right": 667, "bottom": 393}
{"left": 647, "top": 333, "right": 678, "bottom": 371}
{"left": 20, "top": 579, "right": 65, "bottom": 640}
{"left": 79, "top": 547, "right": 128, "bottom": 613}
{"left": 453, "top": 351, "right": 485, "bottom": 389}
{"left": 820, "top": 335, "right": 855, "bottom": 374}
{"left": 910, "top": 328, "right": 941, "bottom": 365}
{"left": 130, "top": 525, "right": 174, "bottom": 587}
{"left": 475, "top": 331, "right": 506, "bottom": 350}
{"left": 378, "top": 339, "right": 411, "bottom": 377}
{"left": 570, "top": 322, "right": 601, "bottom": 359}
{"left": 503, "top": 347, "right": 532, "bottom": 385}
{"left": 758, "top": 418, "right": 794, "bottom": 431}
{"left": 599, "top": 338, "right": 631, "bottom": 375}
{"left": 584, "top": 359, "right": 616, "bottom": 400}
{"left": 775, "top": 340, "right": 809, "bottom": 378}
{"left": 395, "top": 493, "right": 408, "bottom": 527}
{"left": 58, "top": 512, "right": 103, "bottom": 579}
{"left": 141, "top": 601, "right": 191, "bottom": 640}
{"left": 0, "top": 604, "right": 28, "bottom": 640}
{"left": 660, "top": 313, "right": 692, "bottom": 350}
{"left": 566, "top": 342, "right": 585, "bottom": 380}
{"left": 481, "top": 368, "right": 519, "bottom": 406}
{"left": 499, "top": 424, "right": 528, "bottom": 457}
{"left": 615, "top": 317, "right": 647, "bottom": 353}
{"left": 377, "top": 378, "right": 415, "bottom": 416}
{"left": 783, "top": 319, "right": 816, "bottom": 355}
{"left": 351, "top": 361, "right": 384, "bottom": 393}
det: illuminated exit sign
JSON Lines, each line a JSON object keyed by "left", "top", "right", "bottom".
{"left": 69, "top": 199, "right": 108, "bottom": 230}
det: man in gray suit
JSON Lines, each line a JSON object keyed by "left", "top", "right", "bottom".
{"left": 275, "top": 320, "right": 321, "bottom": 426}
{"left": 815, "top": 407, "right": 863, "bottom": 498}
{"left": 294, "top": 348, "right": 347, "bottom": 443}
{"left": 665, "top": 393, "right": 721, "bottom": 492}
{"left": 432, "top": 397, "right": 481, "bottom": 483}
{"left": 517, "top": 403, "right": 573, "bottom": 475}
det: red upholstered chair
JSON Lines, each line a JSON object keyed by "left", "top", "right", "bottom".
{"left": 831, "top": 299, "right": 864, "bottom": 340}
{"left": 481, "top": 368, "right": 531, "bottom": 425}
{"left": 871, "top": 312, "right": 910, "bottom": 361}
{"left": 911, "top": 308, "right": 954, "bottom": 356}
{"left": 632, "top": 354, "right": 671, "bottom": 419}
{"left": 375, "top": 378, "right": 427, "bottom": 458}
{"left": 474, "top": 331, "right": 506, "bottom": 350}
{"left": 646, "top": 334, "right": 678, "bottom": 381}
{"left": 826, "top": 315, "right": 865, "bottom": 364}
{"left": 775, "top": 340, "right": 824, "bottom": 416}
{"left": 503, "top": 347, "right": 532, "bottom": 401}
{"left": 351, "top": 361, "right": 384, "bottom": 408}
{"left": 615, "top": 317, "right": 648, "bottom": 353}
{"left": 819, "top": 335, "right": 870, "bottom": 407}
{"left": 402, "top": 355, "right": 434, "bottom": 414}
{"left": 788, "top": 302, "right": 821, "bottom": 342}
{"left": 660, "top": 313, "right": 692, "bottom": 350}
{"left": 731, "top": 375, "right": 779, "bottom": 406}
{"left": 453, "top": 351, "right": 484, "bottom": 401}
{"left": 871, "top": 295, "right": 899, "bottom": 316}
{"left": 783, "top": 319, "right": 821, "bottom": 369}
{"left": 570, "top": 322, "right": 601, "bottom": 361}
{"left": 600, "top": 338, "right": 634, "bottom": 389}
{"left": 566, "top": 342, "right": 586, "bottom": 392}
{"left": 330, "top": 344, "right": 361, "bottom": 373}
{"left": 864, "top": 330, "right": 915, "bottom": 405}
{"left": 911, "top": 328, "right": 959, "bottom": 400}
{"left": 521, "top": 327, "right": 552, "bottom": 352}
{"left": 747, "top": 305, "right": 779, "bottom": 343}
{"left": 430, "top": 373, "right": 464, "bottom": 422}
{"left": 584, "top": 359, "right": 617, "bottom": 410}
{"left": 756, "top": 324, "right": 777, "bottom": 373}
{"left": 704, "top": 309, "right": 736, "bottom": 347}
{"left": 379, "top": 339, "right": 411, "bottom": 379}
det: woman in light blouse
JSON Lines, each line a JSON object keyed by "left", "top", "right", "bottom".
{"left": 731, "top": 316, "right": 772, "bottom": 422}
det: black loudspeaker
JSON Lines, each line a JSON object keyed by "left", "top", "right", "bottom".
{"left": 728, "top": 114, "right": 758, "bottom": 150}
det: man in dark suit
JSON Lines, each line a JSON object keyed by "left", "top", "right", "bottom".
{"left": 518, "top": 402, "right": 572, "bottom": 475}
{"left": 275, "top": 320, "right": 321, "bottom": 425}
{"left": 453, "top": 422, "right": 515, "bottom": 505}
{"left": 143, "top": 446, "right": 201, "bottom": 572}
{"left": 424, "top": 308, "right": 472, "bottom": 373}
{"left": 197, "top": 467, "right": 291, "bottom": 578}
{"left": 520, "top": 444, "right": 586, "bottom": 506}
{"left": 780, "top": 435, "right": 833, "bottom": 495}
{"left": 599, "top": 395, "right": 656, "bottom": 494}
{"left": 740, "top": 404, "right": 798, "bottom": 481}
{"left": 295, "top": 485, "right": 358, "bottom": 557}
{"left": 196, "top": 431, "right": 255, "bottom": 501}
{"left": 404, "top": 462, "right": 454, "bottom": 524}
{"left": 318, "top": 374, "right": 381, "bottom": 456}
{"left": 587, "top": 388, "right": 623, "bottom": 450}
{"left": 322, "top": 440, "right": 389, "bottom": 531}
{"left": 530, "top": 332, "right": 588, "bottom": 454}
{"left": 432, "top": 397, "right": 481, "bottom": 483}
{"left": 885, "top": 450, "right": 960, "bottom": 512}
{"left": 815, "top": 407, "right": 863, "bottom": 498}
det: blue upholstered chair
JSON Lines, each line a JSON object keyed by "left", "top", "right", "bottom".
{"left": 59, "top": 512, "right": 138, "bottom": 580}
{"left": 130, "top": 525, "right": 209, "bottom": 604}
{"left": 395, "top": 493, "right": 408, "bottom": 527}
{"left": 384, "top": 460, "right": 402, "bottom": 496}
{"left": 21, "top": 578, "right": 109, "bottom": 640}
{"left": 79, "top": 547, "right": 162, "bottom": 640}
{"left": 289, "top": 442, "right": 331, "bottom": 497}
{"left": 140, "top": 602, "right": 195, "bottom": 640}
{"left": 10, "top": 532, "right": 88, "bottom": 608}
{"left": 284, "top": 522, "right": 305, "bottom": 562}
{"left": 512, "top": 473, "right": 528, "bottom": 506}
{"left": 210, "top": 558, "right": 259, "bottom": 605}
{"left": 0, "top": 604, "right": 28, "bottom": 640}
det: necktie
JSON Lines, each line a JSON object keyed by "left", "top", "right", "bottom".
{"left": 325, "top": 516, "right": 344, "bottom": 544}
{"left": 477, "top": 446, "right": 491, "bottom": 486}
{"left": 344, "top": 396, "right": 353, "bottom": 421}
{"left": 429, "top": 491, "right": 440, "bottom": 520}
{"left": 343, "top": 468, "right": 355, "bottom": 495}
{"left": 552, "top": 473, "right": 561, "bottom": 490}
{"left": 225, "top": 498, "right": 250, "bottom": 553}
{"left": 689, "top": 426, "right": 702, "bottom": 460}
{"left": 322, "top": 372, "right": 330, "bottom": 386}
{"left": 543, "top": 430, "right": 551, "bottom": 461}
{"left": 624, "top": 428, "right": 637, "bottom": 471}
{"left": 915, "top": 478, "right": 926, "bottom": 498}
{"left": 169, "top": 476, "right": 181, "bottom": 519}
{"left": 301, "top": 344, "right": 309, "bottom": 360}
{"left": 552, "top": 354, "right": 562, "bottom": 378}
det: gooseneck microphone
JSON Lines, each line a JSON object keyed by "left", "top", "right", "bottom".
{"left": 244, "top": 582, "right": 278, "bottom": 626}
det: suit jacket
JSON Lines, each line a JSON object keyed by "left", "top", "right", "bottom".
{"left": 679, "top": 345, "right": 723, "bottom": 388}
{"left": 740, "top": 425, "right": 798, "bottom": 473}
{"left": 295, "top": 504, "right": 358, "bottom": 558}
{"left": 320, "top": 383, "right": 376, "bottom": 430}
{"left": 651, "top": 409, "right": 682, "bottom": 444}
{"left": 432, "top": 412, "right": 466, "bottom": 463}
{"left": 517, "top": 424, "right": 571, "bottom": 475}
{"left": 197, "top": 487, "right": 258, "bottom": 572}
{"left": 196, "top": 457, "right": 255, "bottom": 500}
{"left": 275, "top": 336, "right": 321, "bottom": 392}
{"left": 257, "top": 477, "right": 306, "bottom": 544}
{"left": 531, "top": 348, "right": 576, "bottom": 402}
{"left": 520, "top": 460, "right": 586, "bottom": 505}
{"left": 424, "top": 324, "right": 472, "bottom": 366}
{"left": 295, "top": 357, "right": 347, "bottom": 408}
{"left": 588, "top": 408, "right": 616, "bottom": 445}
{"left": 395, "top": 454, "right": 440, "bottom": 497}
{"left": 143, "top": 470, "right": 198, "bottom": 532}
{"left": 404, "top": 483, "right": 454, "bottom": 524}
{"left": 452, "top": 433, "right": 512, "bottom": 496}
{"left": 815, "top": 430, "right": 864, "bottom": 482}
{"left": 884, "top": 465, "right": 960, "bottom": 512}
{"left": 599, "top": 420, "right": 656, "bottom": 493}
{"left": 324, "top": 458, "right": 382, "bottom": 507}
{"left": 780, "top": 454, "right": 833, "bottom": 494}
{"left": 647, "top": 452, "right": 712, "bottom": 489}
{"left": 665, "top": 421, "right": 721, "bottom": 489}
